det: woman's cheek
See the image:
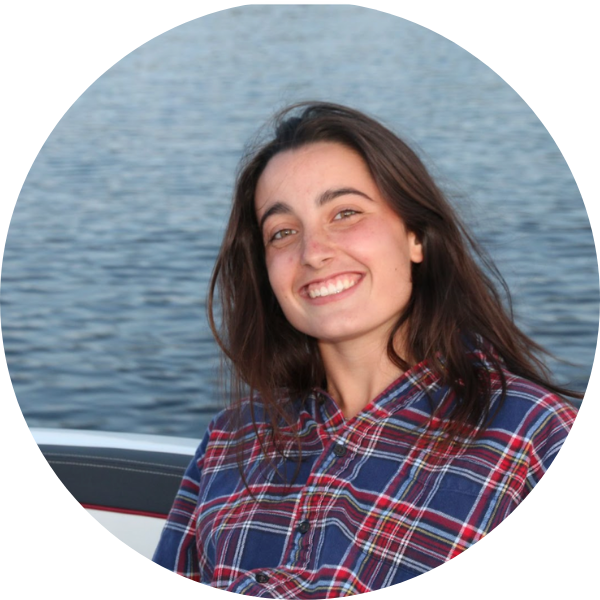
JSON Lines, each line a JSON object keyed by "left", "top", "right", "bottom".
{"left": 267, "top": 253, "right": 296, "bottom": 301}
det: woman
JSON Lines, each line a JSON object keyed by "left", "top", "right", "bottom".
{"left": 153, "top": 102, "right": 579, "bottom": 596}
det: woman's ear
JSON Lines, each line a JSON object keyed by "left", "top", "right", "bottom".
{"left": 409, "top": 232, "right": 424, "bottom": 264}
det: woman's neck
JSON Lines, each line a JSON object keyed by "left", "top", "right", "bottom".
{"left": 318, "top": 334, "right": 408, "bottom": 420}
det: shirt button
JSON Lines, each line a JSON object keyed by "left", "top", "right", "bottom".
{"left": 297, "top": 519, "right": 310, "bottom": 534}
{"left": 255, "top": 573, "right": 270, "bottom": 584}
{"left": 333, "top": 443, "right": 347, "bottom": 457}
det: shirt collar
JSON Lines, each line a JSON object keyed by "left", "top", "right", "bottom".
{"left": 304, "top": 337, "right": 502, "bottom": 435}
{"left": 306, "top": 356, "right": 442, "bottom": 436}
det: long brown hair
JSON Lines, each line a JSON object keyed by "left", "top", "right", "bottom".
{"left": 207, "top": 101, "right": 581, "bottom": 454}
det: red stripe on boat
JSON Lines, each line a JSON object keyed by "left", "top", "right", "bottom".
{"left": 82, "top": 503, "right": 167, "bottom": 520}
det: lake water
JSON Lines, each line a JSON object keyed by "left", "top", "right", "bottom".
{"left": 2, "top": 5, "right": 597, "bottom": 438}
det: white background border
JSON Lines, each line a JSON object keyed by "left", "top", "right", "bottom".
{"left": 1, "top": 2, "right": 597, "bottom": 598}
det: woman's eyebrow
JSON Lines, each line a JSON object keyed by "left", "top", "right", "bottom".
{"left": 259, "top": 202, "right": 292, "bottom": 231}
{"left": 259, "top": 187, "right": 373, "bottom": 231}
{"left": 317, "top": 187, "right": 373, "bottom": 206}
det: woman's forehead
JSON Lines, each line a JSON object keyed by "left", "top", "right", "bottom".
{"left": 254, "top": 142, "right": 372, "bottom": 214}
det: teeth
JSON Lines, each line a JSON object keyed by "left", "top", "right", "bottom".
{"left": 308, "top": 277, "right": 357, "bottom": 298}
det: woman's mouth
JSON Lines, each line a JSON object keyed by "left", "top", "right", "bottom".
{"left": 305, "top": 274, "right": 362, "bottom": 299}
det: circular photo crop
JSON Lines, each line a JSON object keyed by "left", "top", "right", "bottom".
{"left": 2, "top": 3, "right": 597, "bottom": 599}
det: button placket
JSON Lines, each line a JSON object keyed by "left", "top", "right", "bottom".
{"left": 282, "top": 424, "right": 353, "bottom": 568}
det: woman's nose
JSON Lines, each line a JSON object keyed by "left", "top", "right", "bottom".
{"left": 300, "top": 228, "right": 335, "bottom": 268}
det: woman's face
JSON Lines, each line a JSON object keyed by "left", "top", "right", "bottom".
{"left": 254, "top": 142, "right": 423, "bottom": 349}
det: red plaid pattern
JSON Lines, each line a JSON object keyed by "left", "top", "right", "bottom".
{"left": 153, "top": 352, "right": 576, "bottom": 597}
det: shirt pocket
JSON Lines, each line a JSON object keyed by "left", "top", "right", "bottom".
{"left": 350, "top": 469, "right": 501, "bottom": 576}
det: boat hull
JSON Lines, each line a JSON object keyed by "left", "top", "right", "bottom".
{"left": 32, "top": 428, "right": 199, "bottom": 558}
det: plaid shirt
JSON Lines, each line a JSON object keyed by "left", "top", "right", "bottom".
{"left": 153, "top": 352, "right": 576, "bottom": 597}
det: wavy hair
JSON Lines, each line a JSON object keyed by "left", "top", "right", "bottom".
{"left": 207, "top": 101, "right": 580, "bottom": 456}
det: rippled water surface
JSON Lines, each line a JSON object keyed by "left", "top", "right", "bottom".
{"left": 2, "top": 6, "right": 597, "bottom": 437}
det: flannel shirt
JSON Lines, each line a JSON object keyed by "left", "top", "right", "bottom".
{"left": 153, "top": 351, "right": 576, "bottom": 597}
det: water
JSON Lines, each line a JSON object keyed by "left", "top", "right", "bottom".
{"left": 2, "top": 5, "right": 597, "bottom": 438}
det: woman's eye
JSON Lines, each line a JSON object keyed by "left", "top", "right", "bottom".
{"left": 334, "top": 209, "right": 358, "bottom": 220}
{"left": 270, "top": 228, "right": 296, "bottom": 242}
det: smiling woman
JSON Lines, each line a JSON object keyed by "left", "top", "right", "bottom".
{"left": 152, "top": 102, "right": 580, "bottom": 597}
{"left": 256, "top": 143, "right": 423, "bottom": 418}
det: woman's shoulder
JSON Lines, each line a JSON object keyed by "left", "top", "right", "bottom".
{"left": 489, "top": 370, "right": 578, "bottom": 443}
{"left": 208, "top": 395, "right": 273, "bottom": 429}
{"left": 199, "top": 393, "right": 292, "bottom": 446}
{"left": 484, "top": 371, "right": 579, "bottom": 487}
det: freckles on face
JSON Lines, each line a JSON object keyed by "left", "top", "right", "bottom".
{"left": 271, "top": 252, "right": 298, "bottom": 302}
{"left": 255, "top": 142, "right": 423, "bottom": 345}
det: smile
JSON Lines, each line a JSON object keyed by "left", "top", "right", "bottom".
{"left": 306, "top": 274, "right": 362, "bottom": 298}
